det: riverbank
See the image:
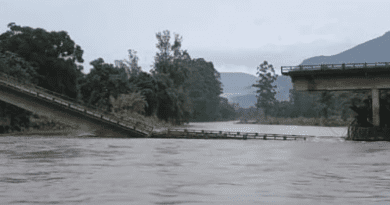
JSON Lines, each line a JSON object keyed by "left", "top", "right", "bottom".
{"left": 0, "top": 114, "right": 79, "bottom": 135}
{"left": 0, "top": 129, "right": 79, "bottom": 137}
{"left": 237, "top": 116, "right": 354, "bottom": 127}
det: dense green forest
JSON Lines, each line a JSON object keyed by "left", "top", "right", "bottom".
{"left": 0, "top": 23, "right": 236, "bottom": 133}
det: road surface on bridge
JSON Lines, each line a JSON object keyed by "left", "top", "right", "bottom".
{"left": 0, "top": 72, "right": 153, "bottom": 138}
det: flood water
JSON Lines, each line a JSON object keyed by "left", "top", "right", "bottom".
{"left": 2, "top": 121, "right": 390, "bottom": 204}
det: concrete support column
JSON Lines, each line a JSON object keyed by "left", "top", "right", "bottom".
{"left": 372, "top": 88, "right": 380, "bottom": 126}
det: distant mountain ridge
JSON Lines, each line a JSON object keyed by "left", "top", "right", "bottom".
{"left": 301, "top": 31, "right": 390, "bottom": 65}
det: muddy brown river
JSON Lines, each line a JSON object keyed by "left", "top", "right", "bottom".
{"left": 1, "top": 121, "right": 390, "bottom": 204}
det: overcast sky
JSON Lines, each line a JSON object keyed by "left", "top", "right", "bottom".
{"left": 1, "top": 0, "right": 389, "bottom": 76}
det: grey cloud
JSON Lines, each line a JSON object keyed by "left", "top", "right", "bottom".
{"left": 189, "top": 39, "right": 356, "bottom": 75}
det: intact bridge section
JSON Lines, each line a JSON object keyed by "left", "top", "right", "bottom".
{"left": 282, "top": 62, "right": 390, "bottom": 141}
{"left": 0, "top": 72, "right": 153, "bottom": 138}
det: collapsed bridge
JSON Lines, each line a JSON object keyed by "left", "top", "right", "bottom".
{"left": 0, "top": 72, "right": 154, "bottom": 138}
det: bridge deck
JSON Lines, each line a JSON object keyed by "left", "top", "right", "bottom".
{"left": 151, "top": 129, "right": 312, "bottom": 140}
{"left": 281, "top": 62, "right": 390, "bottom": 91}
{"left": 0, "top": 72, "right": 153, "bottom": 137}
{"left": 281, "top": 62, "right": 390, "bottom": 76}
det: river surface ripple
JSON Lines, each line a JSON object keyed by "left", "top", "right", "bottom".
{"left": 1, "top": 122, "right": 390, "bottom": 205}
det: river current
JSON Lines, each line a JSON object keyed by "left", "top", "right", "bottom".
{"left": 1, "top": 121, "right": 390, "bottom": 204}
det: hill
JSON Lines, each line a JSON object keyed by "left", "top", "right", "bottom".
{"left": 300, "top": 31, "right": 390, "bottom": 65}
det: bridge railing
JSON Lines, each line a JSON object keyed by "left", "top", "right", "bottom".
{"left": 0, "top": 72, "right": 154, "bottom": 135}
{"left": 281, "top": 62, "right": 390, "bottom": 74}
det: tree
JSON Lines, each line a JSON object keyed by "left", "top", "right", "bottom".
{"left": 110, "top": 92, "right": 148, "bottom": 117}
{"left": 80, "top": 58, "right": 129, "bottom": 111}
{"left": 130, "top": 71, "right": 159, "bottom": 117}
{"left": 150, "top": 30, "right": 192, "bottom": 124}
{"left": 149, "top": 30, "right": 227, "bottom": 123}
{"left": 115, "top": 49, "right": 142, "bottom": 79}
{"left": 218, "top": 97, "right": 237, "bottom": 121}
{"left": 184, "top": 58, "right": 222, "bottom": 121}
{"left": 0, "top": 22, "right": 84, "bottom": 99}
{"left": 252, "top": 61, "right": 278, "bottom": 118}
{"left": 152, "top": 31, "right": 190, "bottom": 86}
{"left": 0, "top": 51, "right": 38, "bottom": 83}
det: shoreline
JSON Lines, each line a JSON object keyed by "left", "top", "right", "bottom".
{"left": 0, "top": 129, "right": 79, "bottom": 137}
{"left": 235, "top": 116, "right": 354, "bottom": 127}
{"left": 234, "top": 121, "right": 349, "bottom": 127}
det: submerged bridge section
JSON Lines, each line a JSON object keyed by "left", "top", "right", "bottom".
{"left": 0, "top": 72, "right": 153, "bottom": 138}
{"left": 281, "top": 62, "right": 390, "bottom": 127}
{"left": 151, "top": 129, "right": 311, "bottom": 140}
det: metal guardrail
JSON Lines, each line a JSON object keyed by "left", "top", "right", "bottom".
{"left": 281, "top": 62, "right": 390, "bottom": 74}
{"left": 0, "top": 72, "right": 154, "bottom": 136}
{"left": 153, "top": 128, "right": 312, "bottom": 140}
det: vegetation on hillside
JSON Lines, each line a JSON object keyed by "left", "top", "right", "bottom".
{"left": 0, "top": 23, "right": 236, "bottom": 133}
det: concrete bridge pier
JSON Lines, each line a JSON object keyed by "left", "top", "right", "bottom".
{"left": 372, "top": 88, "right": 380, "bottom": 126}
